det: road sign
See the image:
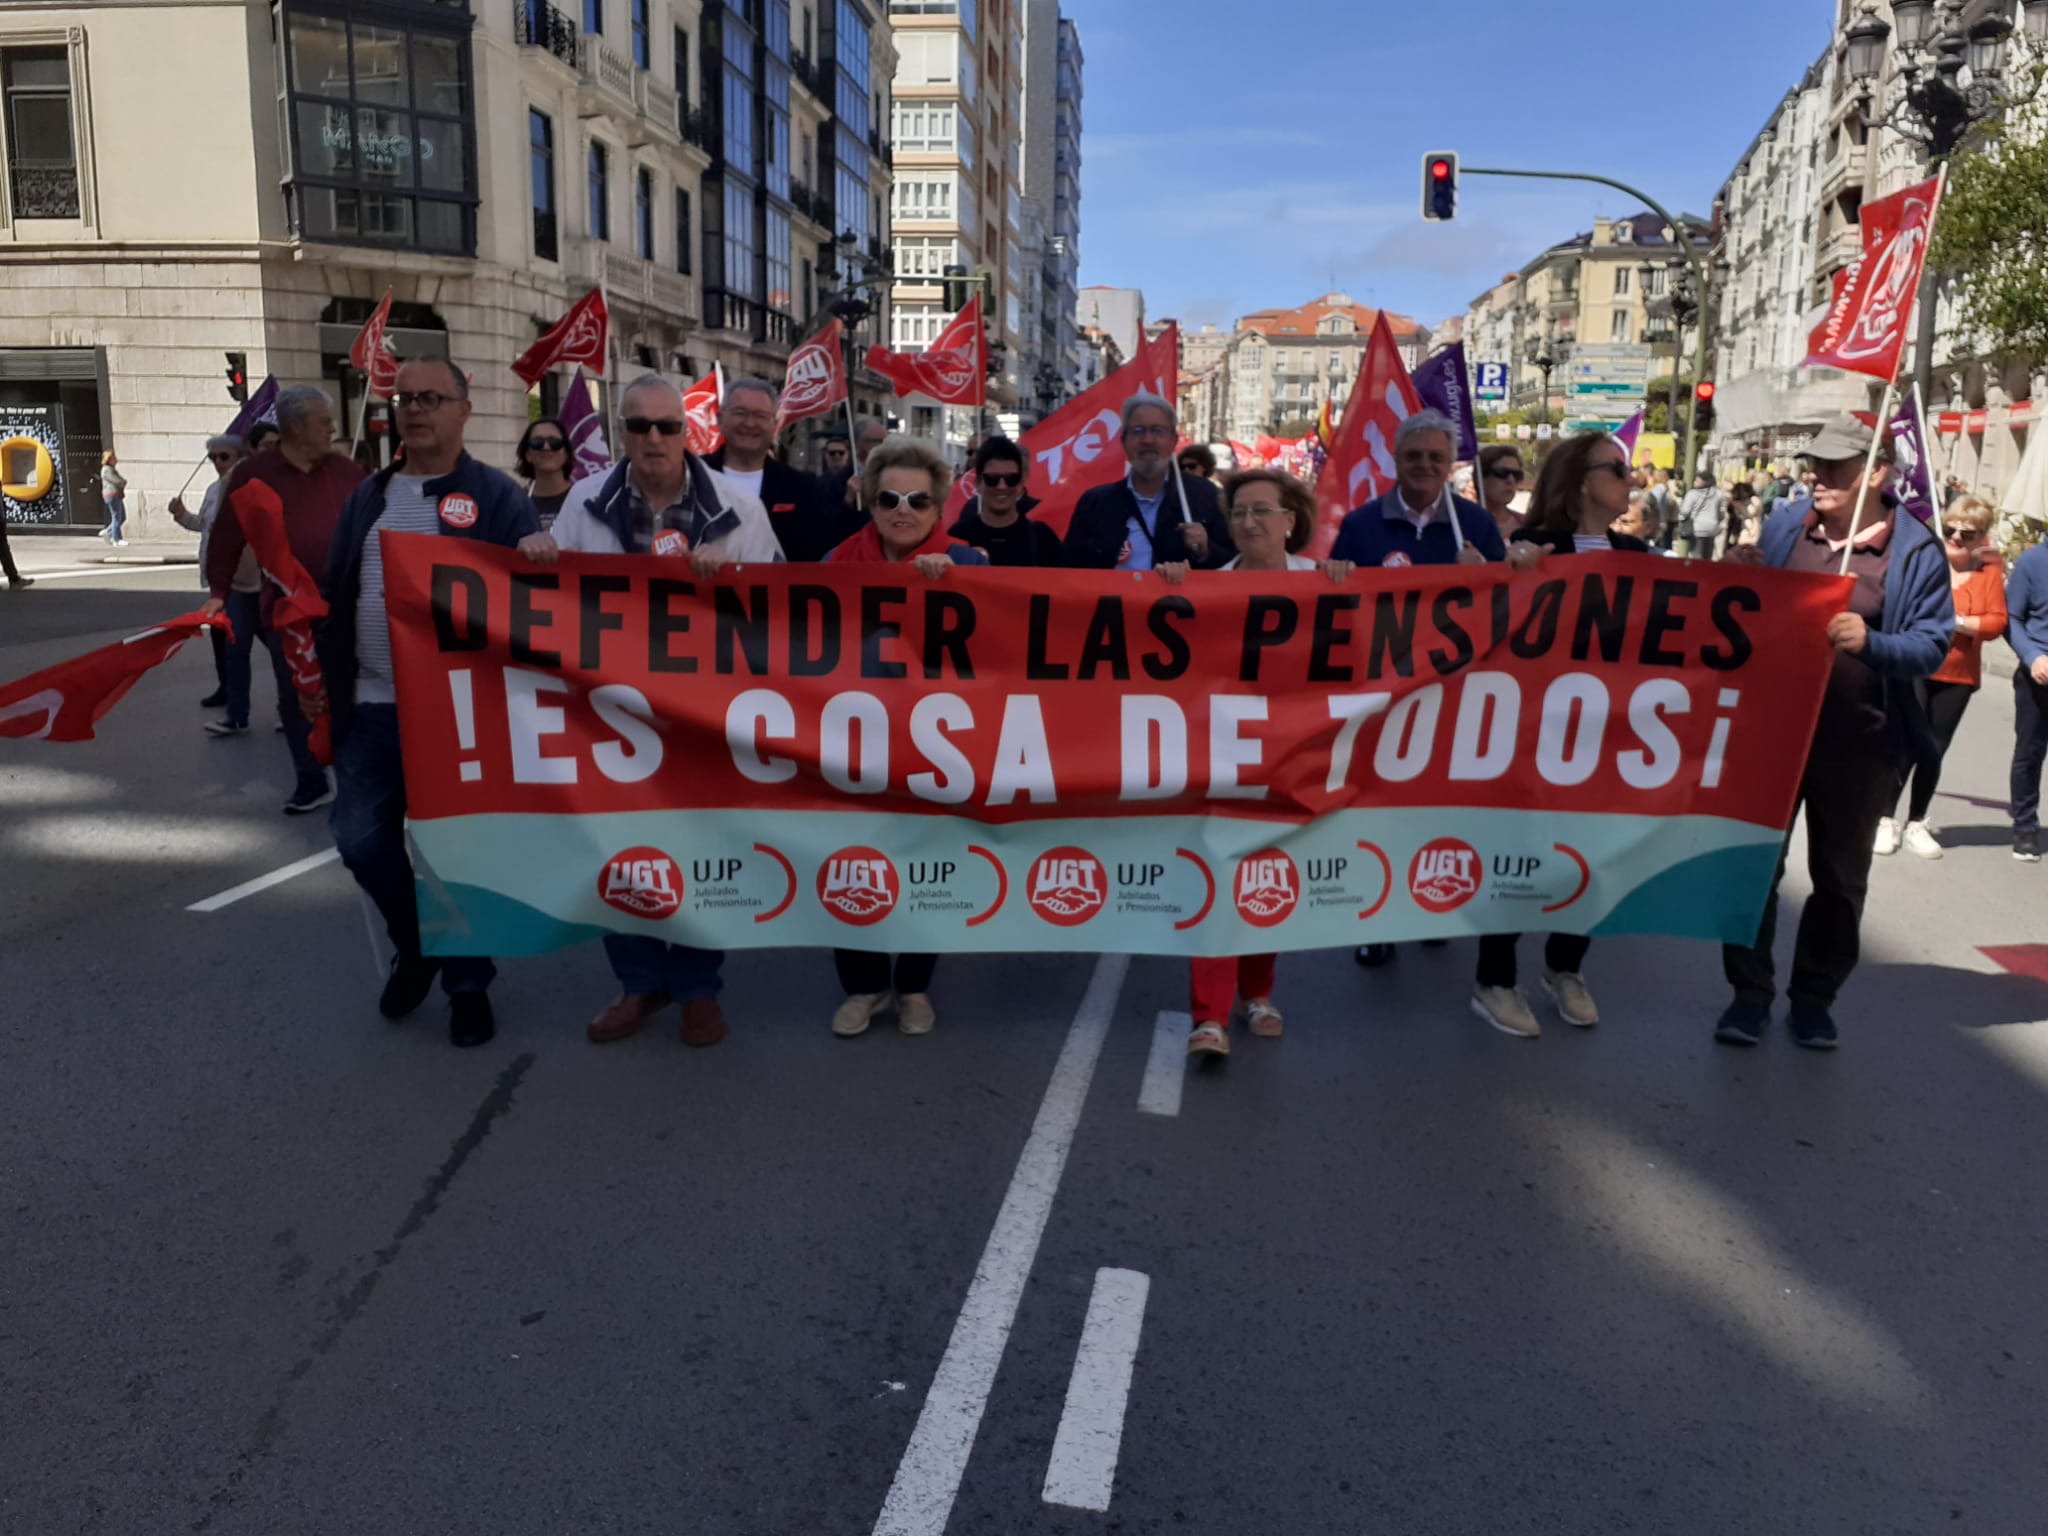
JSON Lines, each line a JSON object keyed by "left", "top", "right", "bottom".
{"left": 1474, "top": 362, "right": 1509, "bottom": 401}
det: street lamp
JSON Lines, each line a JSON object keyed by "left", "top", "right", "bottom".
{"left": 1526, "top": 332, "right": 1567, "bottom": 429}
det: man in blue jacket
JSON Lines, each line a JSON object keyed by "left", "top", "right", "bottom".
{"left": 1716, "top": 414, "right": 1953, "bottom": 1051}
{"left": 1060, "top": 393, "right": 1235, "bottom": 572}
{"left": 2004, "top": 539, "right": 2048, "bottom": 862}
{"left": 312, "top": 358, "right": 540, "bottom": 1049}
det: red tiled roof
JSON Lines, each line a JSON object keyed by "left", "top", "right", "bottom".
{"left": 1238, "top": 293, "right": 1422, "bottom": 340}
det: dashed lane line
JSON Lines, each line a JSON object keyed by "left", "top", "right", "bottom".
{"left": 1041, "top": 1266, "right": 1151, "bottom": 1513}
{"left": 185, "top": 848, "right": 340, "bottom": 912}
{"left": 1137, "top": 1010, "right": 1190, "bottom": 1117}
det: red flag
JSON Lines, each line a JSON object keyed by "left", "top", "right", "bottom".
{"left": 1802, "top": 173, "right": 1943, "bottom": 382}
{"left": 225, "top": 475, "right": 334, "bottom": 764}
{"left": 349, "top": 289, "right": 401, "bottom": 400}
{"left": 777, "top": 320, "right": 849, "bottom": 432}
{"left": 865, "top": 295, "right": 986, "bottom": 406}
{"left": 942, "top": 324, "right": 1181, "bottom": 539}
{"left": 683, "top": 369, "right": 723, "bottom": 456}
{"left": 1228, "top": 439, "right": 1262, "bottom": 467}
{"left": 1313, "top": 312, "right": 1424, "bottom": 556}
{"left": 0, "top": 611, "right": 226, "bottom": 741}
{"left": 513, "top": 289, "right": 611, "bottom": 387}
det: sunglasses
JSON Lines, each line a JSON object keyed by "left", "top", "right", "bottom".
{"left": 1945, "top": 528, "right": 1985, "bottom": 545}
{"left": 1587, "top": 462, "right": 1631, "bottom": 481}
{"left": 979, "top": 472, "right": 1022, "bottom": 488}
{"left": 1484, "top": 467, "right": 1524, "bottom": 481}
{"left": 876, "top": 490, "right": 936, "bottom": 511}
{"left": 526, "top": 436, "right": 567, "bottom": 452}
{"left": 624, "top": 417, "right": 687, "bottom": 437}
{"left": 391, "top": 390, "right": 455, "bottom": 413}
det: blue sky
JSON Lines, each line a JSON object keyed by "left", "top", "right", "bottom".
{"left": 1063, "top": 0, "right": 1839, "bottom": 331}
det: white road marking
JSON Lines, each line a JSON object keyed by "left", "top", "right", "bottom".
{"left": 1042, "top": 1267, "right": 1151, "bottom": 1513}
{"left": 1137, "top": 1010, "right": 1191, "bottom": 1117}
{"left": 16, "top": 564, "right": 194, "bottom": 582}
{"left": 872, "top": 952, "right": 1130, "bottom": 1536}
{"left": 185, "top": 848, "right": 340, "bottom": 912}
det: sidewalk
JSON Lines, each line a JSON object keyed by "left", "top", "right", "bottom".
{"left": 12, "top": 532, "right": 199, "bottom": 570}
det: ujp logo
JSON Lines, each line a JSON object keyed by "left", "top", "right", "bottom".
{"left": 1409, "top": 838, "right": 1480, "bottom": 914}
{"left": 1234, "top": 849, "right": 1299, "bottom": 927}
{"left": 598, "top": 847, "right": 683, "bottom": 919}
{"left": 817, "top": 846, "right": 899, "bottom": 925}
{"left": 1027, "top": 846, "right": 1106, "bottom": 926}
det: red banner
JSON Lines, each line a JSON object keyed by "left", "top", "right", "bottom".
{"left": 224, "top": 476, "right": 334, "bottom": 764}
{"left": 0, "top": 611, "right": 225, "bottom": 740}
{"left": 1314, "top": 312, "right": 1423, "bottom": 555}
{"left": 1803, "top": 173, "right": 1942, "bottom": 382}
{"left": 513, "top": 289, "right": 610, "bottom": 387}
{"left": 349, "top": 289, "right": 401, "bottom": 399}
{"left": 380, "top": 536, "right": 1850, "bottom": 957}
{"left": 683, "top": 369, "right": 723, "bottom": 456}
{"left": 867, "top": 295, "right": 986, "bottom": 406}
{"left": 778, "top": 320, "right": 849, "bottom": 433}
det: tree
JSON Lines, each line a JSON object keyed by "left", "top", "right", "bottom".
{"left": 1272, "top": 417, "right": 1318, "bottom": 439}
{"left": 1930, "top": 124, "right": 2048, "bottom": 365}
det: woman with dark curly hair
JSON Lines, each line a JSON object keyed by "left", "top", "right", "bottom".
{"left": 513, "top": 416, "right": 574, "bottom": 529}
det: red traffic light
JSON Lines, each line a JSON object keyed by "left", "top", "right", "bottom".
{"left": 1429, "top": 158, "right": 1452, "bottom": 179}
{"left": 1694, "top": 381, "right": 1716, "bottom": 401}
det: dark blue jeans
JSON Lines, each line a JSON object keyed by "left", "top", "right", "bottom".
{"left": 330, "top": 703, "right": 495, "bottom": 995}
{"left": 260, "top": 625, "right": 324, "bottom": 793}
{"left": 223, "top": 590, "right": 261, "bottom": 726}
{"left": 2014, "top": 673, "right": 2048, "bottom": 834}
{"left": 603, "top": 936, "right": 725, "bottom": 1000}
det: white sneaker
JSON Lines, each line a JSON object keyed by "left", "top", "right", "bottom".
{"left": 1902, "top": 821, "right": 1943, "bottom": 860}
{"left": 1471, "top": 985, "right": 1540, "bottom": 1038}
{"left": 1873, "top": 817, "right": 1900, "bottom": 856}
{"left": 831, "top": 991, "right": 890, "bottom": 1037}
{"left": 897, "top": 993, "right": 936, "bottom": 1035}
{"left": 112, "top": 539, "right": 129, "bottom": 548}
{"left": 1542, "top": 970, "right": 1600, "bottom": 1028}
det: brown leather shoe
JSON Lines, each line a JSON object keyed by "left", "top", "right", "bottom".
{"left": 680, "top": 997, "right": 728, "bottom": 1048}
{"left": 588, "top": 992, "right": 670, "bottom": 1044}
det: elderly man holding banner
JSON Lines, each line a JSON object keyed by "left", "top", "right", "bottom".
{"left": 1060, "top": 392, "right": 1234, "bottom": 572}
{"left": 1716, "top": 414, "right": 1951, "bottom": 1051}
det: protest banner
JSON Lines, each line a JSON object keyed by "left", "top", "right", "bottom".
{"left": 379, "top": 536, "right": 1847, "bottom": 959}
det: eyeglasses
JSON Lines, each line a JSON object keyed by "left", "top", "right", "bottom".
{"left": 1945, "top": 527, "right": 1986, "bottom": 545}
{"left": 979, "top": 471, "right": 1022, "bottom": 488}
{"left": 391, "top": 390, "right": 455, "bottom": 413}
{"left": 1484, "top": 466, "right": 1524, "bottom": 481}
{"left": 724, "top": 409, "right": 776, "bottom": 427}
{"left": 1587, "top": 462, "right": 1631, "bottom": 481}
{"left": 1125, "top": 425, "right": 1175, "bottom": 440}
{"left": 624, "top": 417, "right": 687, "bottom": 437}
{"left": 526, "top": 436, "right": 567, "bottom": 452}
{"left": 1226, "top": 503, "right": 1285, "bottom": 522}
{"left": 876, "top": 490, "right": 935, "bottom": 511}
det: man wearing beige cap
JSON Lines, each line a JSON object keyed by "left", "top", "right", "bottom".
{"left": 1715, "top": 414, "right": 1953, "bottom": 1052}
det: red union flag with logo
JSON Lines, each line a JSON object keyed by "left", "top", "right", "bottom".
{"left": 683, "top": 369, "right": 723, "bottom": 456}
{"left": 1313, "top": 312, "right": 1423, "bottom": 556}
{"left": 512, "top": 288, "right": 610, "bottom": 387}
{"left": 1803, "top": 173, "right": 1944, "bottom": 381}
{"left": 777, "top": 319, "right": 849, "bottom": 432}
{"left": 865, "top": 294, "right": 986, "bottom": 406}
{"left": 349, "top": 288, "right": 401, "bottom": 399}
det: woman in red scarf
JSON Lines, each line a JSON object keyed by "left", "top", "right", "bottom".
{"left": 824, "top": 439, "right": 988, "bottom": 1039}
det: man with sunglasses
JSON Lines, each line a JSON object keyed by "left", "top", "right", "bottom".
{"left": 949, "top": 435, "right": 1061, "bottom": 566}
{"left": 525, "top": 373, "right": 780, "bottom": 1051}
{"left": 1715, "top": 414, "right": 1953, "bottom": 1050}
{"left": 704, "top": 377, "right": 858, "bottom": 561}
{"left": 314, "top": 358, "right": 539, "bottom": 1050}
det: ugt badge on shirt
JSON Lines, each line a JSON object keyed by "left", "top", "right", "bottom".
{"left": 437, "top": 492, "right": 479, "bottom": 529}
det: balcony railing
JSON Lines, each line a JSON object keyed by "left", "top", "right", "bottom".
{"left": 578, "top": 33, "right": 637, "bottom": 115}
{"left": 9, "top": 163, "right": 78, "bottom": 219}
{"left": 680, "top": 103, "right": 717, "bottom": 154}
{"left": 574, "top": 240, "right": 700, "bottom": 326}
{"left": 516, "top": 0, "right": 578, "bottom": 68}
{"left": 790, "top": 49, "right": 830, "bottom": 100}
{"left": 789, "top": 180, "right": 832, "bottom": 227}
{"left": 636, "top": 74, "right": 680, "bottom": 144}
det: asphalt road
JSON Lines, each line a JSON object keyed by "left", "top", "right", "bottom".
{"left": 4, "top": 563, "right": 2047, "bottom": 1536}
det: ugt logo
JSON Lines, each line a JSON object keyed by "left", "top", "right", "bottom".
{"left": 817, "top": 846, "right": 899, "bottom": 925}
{"left": 1234, "top": 849, "right": 1299, "bottom": 928}
{"left": 1027, "top": 847, "right": 1106, "bottom": 926}
{"left": 1408, "top": 838, "right": 1480, "bottom": 915}
{"left": 598, "top": 847, "right": 683, "bottom": 920}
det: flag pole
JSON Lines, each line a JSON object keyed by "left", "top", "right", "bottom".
{"left": 348, "top": 371, "right": 370, "bottom": 460}
{"left": 1839, "top": 376, "right": 1899, "bottom": 577}
{"left": 1916, "top": 383, "right": 1944, "bottom": 539}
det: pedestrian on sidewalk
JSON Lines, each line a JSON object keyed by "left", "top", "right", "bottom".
{"left": 1876, "top": 496, "right": 2006, "bottom": 861}
{"left": 1714, "top": 415, "right": 1953, "bottom": 1051}
{"left": 0, "top": 506, "right": 27, "bottom": 590}
{"left": 2003, "top": 534, "right": 2048, "bottom": 863}
{"left": 203, "top": 387, "right": 362, "bottom": 812}
{"left": 98, "top": 450, "right": 128, "bottom": 546}
{"left": 1674, "top": 473, "right": 1726, "bottom": 560}
{"left": 522, "top": 373, "right": 782, "bottom": 1051}
{"left": 315, "top": 358, "right": 537, "bottom": 1049}
{"left": 1726, "top": 481, "right": 1758, "bottom": 548}
{"left": 168, "top": 433, "right": 246, "bottom": 704}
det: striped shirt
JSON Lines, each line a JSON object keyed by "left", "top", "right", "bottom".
{"left": 353, "top": 476, "right": 442, "bottom": 704}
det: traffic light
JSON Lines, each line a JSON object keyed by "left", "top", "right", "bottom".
{"left": 224, "top": 351, "right": 248, "bottom": 403}
{"left": 1421, "top": 153, "right": 1458, "bottom": 222}
{"left": 1693, "top": 379, "right": 1716, "bottom": 432}
{"left": 942, "top": 264, "right": 969, "bottom": 312}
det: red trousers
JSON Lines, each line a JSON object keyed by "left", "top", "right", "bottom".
{"left": 1189, "top": 954, "right": 1277, "bottom": 1025}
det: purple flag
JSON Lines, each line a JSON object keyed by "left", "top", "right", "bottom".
{"left": 224, "top": 375, "right": 279, "bottom": 439}
{"left": 1611, "top": 408, "right": 1645, "bottom": 467}
{"left": 561, "top": 367, "right": 612, "bottom": 481}
{"left": 1412, "top": 341, "right": 1479, "bottom": 461}
{"left": 1889, "top": 387, "right": 1936, "bottom": 523}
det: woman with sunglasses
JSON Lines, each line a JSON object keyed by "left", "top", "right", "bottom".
{"left": 949, "top": 435, "right": 1061, "bottom": 566}
{"left": 167, "top": 434, "right": 247, "bottom": 702}
{"left": 1468, "top": 432, "right": 1652, "bottom": 1039}
{"left": 1477, "top": 444, "right": 1527, "bottom": 540}
{"left": 825, "top": 439, "right": 988, "bottom": 1040}
{"left": 514, "top": 416, "right": 575, "bottom": 530}
{"left": 1874, "top": 495, "right": 2007, "bottom": 860}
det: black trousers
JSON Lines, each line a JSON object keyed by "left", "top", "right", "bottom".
{"left": 2013, "top": 673, "right": 2048, "bottom": 834}
{"left": 1476, "top": 932, "right": 1591, "bottom": 989}
{"left": 834, "top": 950, "right": 937, "bottom": 996}
{"left": 1901, "top": 679, "right": 1974, "bottom": 823}
{"left": 0, "top": 515, "right": 19, "bottom": 583}
{"left": 1724, "top": 752, "right": 1900, "bottom": 1011}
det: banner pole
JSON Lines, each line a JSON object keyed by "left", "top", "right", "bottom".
{"left": 1839, "top": 376, "right": 1898, "bottom": 577}
{"left": 348, "top": 372, "right": 369, "bottom": 460}
{"left": 1916, "top": 384, "right": 1944, "bottom": 539}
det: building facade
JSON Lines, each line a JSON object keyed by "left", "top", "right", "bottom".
{"left": 1017, "top": 0, "right": 1079, "bottom": 419}
{"left": 1074, "top": 284, "right": 1141, "bottom": 365}
{"left": 0, "top": 0, "right": 891, "bottom": 534}
{"left": 1223, "top": 293, "right": 1425, "bottom": 446}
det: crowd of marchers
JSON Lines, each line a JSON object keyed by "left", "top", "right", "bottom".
{"left": 151, "top": 355, "right": 2048, "bottom": 1061}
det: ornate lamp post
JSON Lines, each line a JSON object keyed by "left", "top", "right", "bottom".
{"left": 1526, "top": 330, "right": 1569, "bottom": 430}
